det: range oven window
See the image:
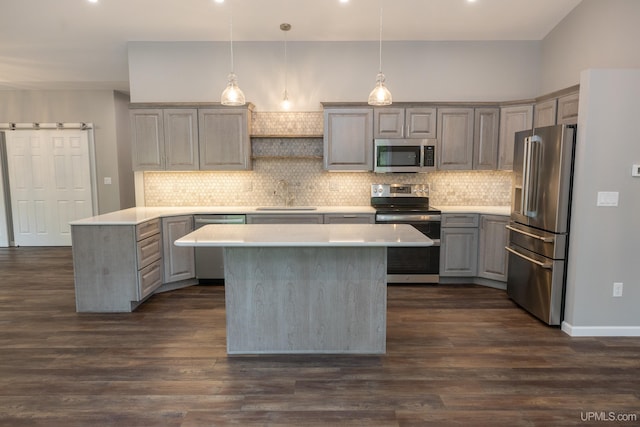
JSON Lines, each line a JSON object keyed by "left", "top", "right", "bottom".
{"left": 376, "top": 146, "right": 421, "bottom": 167}
{"left": 387, "top": 246, "right": 440, "bottom": 276}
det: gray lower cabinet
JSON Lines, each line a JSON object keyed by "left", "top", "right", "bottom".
{"left": 477, "top": 215, "right": 509, "bottom": 282}
{"left": 162, "top": 215, "right": 195, "bottom": 283}
{"left": 440, "top": 214, "right": 479, "bottom": 277}
{"left": 72, "top": 219, "right": 163, "bottom": 312}
{"left": 323, "top": 107, "right": 374, "bottom": 171}
{"left": 247, "top": 214, "right": 324, "bottom": 224}
{"left": 323, "top": 213, "right": 374, "bottom": 224}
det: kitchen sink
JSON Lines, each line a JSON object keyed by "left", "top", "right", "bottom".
{"left": 256, "top": 206, "right": 317, "bottom": 211}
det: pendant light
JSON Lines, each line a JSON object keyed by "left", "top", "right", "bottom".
{"left": 280, "top": 23, "right": 292, "bottom": 110}
{"left": 221, "top": 0, "right": 245, "bottom": 106}
{"left": 368, "top": 0, "right": 392, "bottom": 106}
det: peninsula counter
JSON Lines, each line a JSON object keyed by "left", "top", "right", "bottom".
{"left": 175, "top": 224, "right": 433, "bottom": 355}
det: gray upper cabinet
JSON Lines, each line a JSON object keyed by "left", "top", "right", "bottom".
{"left": 374, "top": 107, "right": 405, "bottom": 138}
{"left": 163, "top": 109, "right": 199, "bottom": 170}
{"left": 498, "top": 104, "right": 533, "bottom": 170}
{"left": 473, "top": 107, "right": 500, "bottom": 170}
{"left": 557, "top": 92, "right": 579, "bottom": 124}
{"left": 437, "top": 107, "right": 474, "bottom": 170}
{"left": 323, "top": 107, "right": 373, "bottom": 171}
{"left": 534, "top": 99, "right": 558, "bottom": 128}
{"left": 198, "top": 108, "right": 252, "bottom": 171}
{"left": 374, "top": 107, "right": 436, "bottom": 139}
{"left": 406, "top": 108, "right": 437, "bottom": 138}
{"left": 131, "top": 108, "right": 198, "bottom": 171}
{"left": 131, "top": 109, "right": 165, "bottom": 171}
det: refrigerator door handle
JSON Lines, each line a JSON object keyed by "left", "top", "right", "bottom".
{"left": 505, "top": 225, "right": 555, "bottom": 243}
{"left": 525, "top": 135, "right": 542, "bottom": 216}
{"left": 505, "top": 246, "right": 553, "bottom": 269}
{"left": 521, "top": 138, "right": 531, "bottom": 215}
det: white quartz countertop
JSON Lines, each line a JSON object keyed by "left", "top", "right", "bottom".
{"left": 175, "top": 224, "right": 434, "bottom": 247}
{"left": 435, "top": 205, "right": 511, "bottom": 216}
{"left": 70, "top": 206, "right": 376, "bottom": 226}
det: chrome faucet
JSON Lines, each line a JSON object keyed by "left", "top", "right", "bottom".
{"left": 275, "top": 179, "right": 295, "bottom": 206}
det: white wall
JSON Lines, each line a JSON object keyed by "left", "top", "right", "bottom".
{"left": 129, "top": 40, "right": 541, "bottom": 110}
{"left": 563, "top": 69, "right": 640, "bottom": 335}
{"left": 0, "top": 90, "right": 127, "bottom": 215}
{"left": 541, "top": 0, "right": 640, "bottom": 94}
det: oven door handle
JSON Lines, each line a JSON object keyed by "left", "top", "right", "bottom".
{"left": 505, "top": 225, "right": 554, "bottom": 243}
{"left": 505, "top": 246, "right": 552, "bottom": 269}
{"left": 376, "top": 214, "right": 441, "bottom": 222}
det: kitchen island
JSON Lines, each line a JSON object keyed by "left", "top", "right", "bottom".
{"left": 175, "top": 223, "right": 433, "bottom": 355}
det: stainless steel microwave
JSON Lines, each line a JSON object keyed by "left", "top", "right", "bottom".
{"left": 374, "top": 139, "right": 437, "bottom": 173}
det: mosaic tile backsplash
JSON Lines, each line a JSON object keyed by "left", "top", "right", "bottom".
{"left": 252, "top": 112, "right": 323, "bottom": 136}
{"left": 143, "top": 137, "right": 513, "bottom": 207}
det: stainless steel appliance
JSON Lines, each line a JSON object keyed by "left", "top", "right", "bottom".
{"left": 374, "top": 139, "right": 437, "bottom": 173}
{"left": 371, "top": 183, "right": 441, "bottom": 283}
{"left": 193, "top": 214, "right": 246, "bottom": 282}
{"left": 507, "top": 124, "right": 577, "bottom": 325}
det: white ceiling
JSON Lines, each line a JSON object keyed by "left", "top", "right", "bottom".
{"left": 0, "top": 0, "right": 582, "bottom": 91}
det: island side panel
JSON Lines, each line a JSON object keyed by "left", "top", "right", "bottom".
{"left": 71, "top": 225, "right": 138, "bottom": 312}
{"left": 224, "top": 246, "right": 387, "bottom": 354}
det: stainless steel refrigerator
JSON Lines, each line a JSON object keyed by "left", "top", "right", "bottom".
{"left": 506, "top": 124, "right": 577, "bottom": 325}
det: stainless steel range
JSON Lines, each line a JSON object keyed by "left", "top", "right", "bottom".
{"left": 371, "top": 184, "right": 441, "bottom": 284}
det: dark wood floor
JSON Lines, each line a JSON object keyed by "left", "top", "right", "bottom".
{"left": 1, "top": 247, "right": 639, "bottom": 427}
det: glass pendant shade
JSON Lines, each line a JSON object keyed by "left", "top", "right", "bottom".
{"left": 281, "top": 89, "right": 291, "bottom": 110}
{"left": 368, "top": 1, "right": 392, "bottom": 106}
{"left": 368, "top": 72, "right": 392, "bottom": 106}
{"left": 221, "top": 72, "right": 245, "bottom": 106}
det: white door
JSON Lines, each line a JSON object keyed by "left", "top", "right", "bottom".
{"left": 5, "top": 130, "right": 94, "bottom": 246}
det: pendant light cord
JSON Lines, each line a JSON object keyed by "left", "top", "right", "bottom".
{"left": 284, "top": 27, "right": 288, "bottom": 93}
{"left": 228, "top": 1, "right": 235, "bottom": 73}
{"left": 378, "top": 0, "right": 383, "bottom": 73}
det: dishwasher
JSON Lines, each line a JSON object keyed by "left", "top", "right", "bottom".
{"left": 193, "top": 214, "right": 246, "bottom": 283}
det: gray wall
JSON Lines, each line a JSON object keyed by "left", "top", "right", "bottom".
{"left": 0, "top": 90, "right": 129, "bottom": 214}
{"left": 129, "top": 40, "right": 542, "bottom": 110}
{"left": 564, "top": 69, "right": 640, "bottom": 332}
{"left": 540, "top": 0, "right": 640, "bottom": 332}
{"left": 541, "top": 0, "right": 640, "bottom": 93}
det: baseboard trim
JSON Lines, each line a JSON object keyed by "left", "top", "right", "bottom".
{"left": 561, "top": 322, "right": 640, "bottom": 337}
{"left": 439, "top": 276, "right": 507, "bottom": 290}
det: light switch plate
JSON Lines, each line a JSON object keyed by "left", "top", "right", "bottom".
{"left": 632, "top": 164, "right": 640, "bottom": 177}
{"left": 597, "top": 191, "right": 619, "bottom": 207}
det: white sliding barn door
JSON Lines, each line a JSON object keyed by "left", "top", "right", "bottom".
{"left": 5, "top": 130, "right": 94, "bottom": 246}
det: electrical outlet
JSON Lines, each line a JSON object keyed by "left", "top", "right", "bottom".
{"left": 613, "top": 282, "right": 623, "bottom": 297}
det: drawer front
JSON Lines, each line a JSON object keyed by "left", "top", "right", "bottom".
{"left": 136, "top": 219, "right": 161, "bottom": 241}
{"left": 441, "top": 214, "right": 479, "bottom": 228}
{"left": 137, "top": 233, "right": 162, "bottom": 269}
{"left": 324, "top": 214, "right": 375, "bottom": 224}
{"left": 138, "top": 259, "right": 163, "bottom": 300}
